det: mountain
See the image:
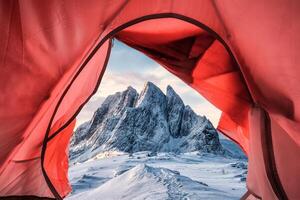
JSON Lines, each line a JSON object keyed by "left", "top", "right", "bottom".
{"left": 70, "top": 82, "right": 225, "bottom": 162}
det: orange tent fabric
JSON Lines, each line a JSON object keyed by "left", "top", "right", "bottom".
{"left": 0, "top": 1, "right": 299, "bottom": 199}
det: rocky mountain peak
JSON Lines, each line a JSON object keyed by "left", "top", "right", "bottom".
{"left": 126, "top": 85, "right": 135, "bottom": 91}
{"left": 135, "top": 81, "right": 166, "bottom": 108}
{"left": 165, "top": 85, "right": 185, "bottom": 137}
{"left": 90, "top": 86, "right": 137, "bottom": 130}
{"left": 70, "top": 82, "right": 224, "bottom": 162}
{"left": 166, "top": 85, "right": 182, "bottom": 102}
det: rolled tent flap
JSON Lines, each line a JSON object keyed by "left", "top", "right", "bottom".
{"left": 44, "top": 40, "right": 112, "bottom": 198}
{"left": 44, "top": 119, "right": 76, "bottom": 198}
{"left": 0, "top": 0, "right": 299, "bottom": 199}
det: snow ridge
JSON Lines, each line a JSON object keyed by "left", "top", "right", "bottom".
{"left": 68, "top": 163, "right": 234, "bottom": 200}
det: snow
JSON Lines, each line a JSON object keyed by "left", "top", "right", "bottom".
{"left": 66, "top": 152, "right": 247, "bottom": 200}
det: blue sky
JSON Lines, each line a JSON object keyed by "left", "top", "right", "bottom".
{"left": 76, "top": 40, "right": 221, "bottom": 127}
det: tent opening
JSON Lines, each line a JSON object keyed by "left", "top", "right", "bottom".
{"left": 1, "top": 2, "right": 299, "bottom": 200}
{"left": 65, "top": 17, "right": 249, "bottom": 199}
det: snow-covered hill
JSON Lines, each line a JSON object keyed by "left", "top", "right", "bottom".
{"left": 66, "top": 152, "right": 247, "bottom": 200}
{"left": 70, "top": 82, "right": 226, "bottom": 162}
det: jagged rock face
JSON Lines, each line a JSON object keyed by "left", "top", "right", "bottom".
{"left": 166, "top": 85, "right": 185, "bottom": 138}
{"left": 70, "top": 82, "right": 224, "bottom": 161}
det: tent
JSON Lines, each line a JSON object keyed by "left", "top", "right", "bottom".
{"left": 0, "top": 1, "right": 299, "bottom": 199}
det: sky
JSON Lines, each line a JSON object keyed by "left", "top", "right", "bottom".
{"left": 76, "top": 40, "right": 221, "bottom": 127}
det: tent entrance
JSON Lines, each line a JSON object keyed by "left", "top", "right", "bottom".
{"left": 1, "top": 2, "right": 298, "bottom": 200}
{"left": 64, "top": 16, "right": 251, "bottom": 199}
{"left": 41, "top": 15, "right": 253, "bottom": 199}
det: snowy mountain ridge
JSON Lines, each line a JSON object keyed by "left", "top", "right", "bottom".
{"left": 70, "top": 82, "right": 244, "bottom": 163}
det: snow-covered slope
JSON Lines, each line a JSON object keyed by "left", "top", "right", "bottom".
{"left": 66, "top": 152, "right": 247, "bottom": 200}
{"left": 219, "top": 138, "right": 246, "bottom": 159}
{"left": 70, "top": 82, "right": 225, "bottom": 162}
{"left": 67, "top": 82, "right": 247, "bottom": 199}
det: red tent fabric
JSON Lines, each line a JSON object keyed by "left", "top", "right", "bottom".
{"left": 0, "top": 1, "right": 299, "bottom": 199}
